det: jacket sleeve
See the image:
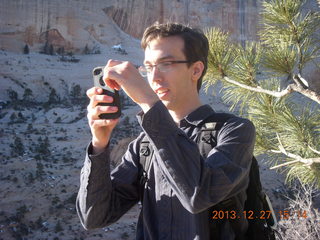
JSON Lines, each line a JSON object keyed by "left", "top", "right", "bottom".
{"left": 138, "top": 101, "right": 255, "bottom": 214}
{"left": 76, "top": 133, "right": 143, "bottom": 230}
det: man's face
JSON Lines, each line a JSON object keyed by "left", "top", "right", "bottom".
{"left": 144, "top": 36, "right": 197, "bottom": 111}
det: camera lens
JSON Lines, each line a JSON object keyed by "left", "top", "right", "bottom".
{"left": 99, "top": 76, "right": 105, "bottom": 86}
{"left": 93, "top": 68, "right": 102, "bottom": 76}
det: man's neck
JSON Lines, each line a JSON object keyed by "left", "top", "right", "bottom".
{"left": 168, "top": 98, "right": 203, "bottom": 124}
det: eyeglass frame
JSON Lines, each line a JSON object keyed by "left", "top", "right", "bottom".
{"left": 138, "top": 60, "right": 192, "bottom": 77}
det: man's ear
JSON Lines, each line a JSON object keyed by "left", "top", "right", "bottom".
{"left": 191, "top": 61, "right": 204, "bottom": 82}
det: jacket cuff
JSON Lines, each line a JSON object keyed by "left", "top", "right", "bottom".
{"left": 136, "top": 101, "right": 179, "bottom": 139}
{"left": 86, "top": 142, "right": 110, "bottom": 165}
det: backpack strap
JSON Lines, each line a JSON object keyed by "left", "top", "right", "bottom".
{"left": 138, "top": 135, "right": 154, "bottom": 201}
{"left": 198, "top": 113, "right": 248, "bottom": 239}
{"left": 198, "top": 113, "right": 234, "bottom": 158}
{"left": 245, "top": 156, "right": 278, "bottom": 240}
{"left": 201, "top": 114, "right": 278, "bottom": 240}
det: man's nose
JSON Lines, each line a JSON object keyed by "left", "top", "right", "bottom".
{"left": 148, "top": 66, "right": 162, "bottom": 83}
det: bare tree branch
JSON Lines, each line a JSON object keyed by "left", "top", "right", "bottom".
{"left": 223, "top": 76, "right": 320, "bottom": 104}
{"left": 269, "top": 134, "right": 320, "bottom": 169}
{"left": 292, "top": 84, "right": 320, "bottom": 104}
{"left": 309, "top": 145, "right": 320, "bottom": 155}
{"left": 270, "top": 150, "right": 320, "bottom": 169}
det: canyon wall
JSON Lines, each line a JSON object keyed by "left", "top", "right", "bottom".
{"left": 1, "top": 0, "right": 318, "bottom": 53}
{"left": 0, "top": 0, "right": 262, "bottom": 53}
{"left": 104, "top": 0, "right": 260, "bottom": 42}
{"left": 0, "top": 0, "right": 318, "bottom": 90}
{"left": 0, "top": 0, "right": 127, "bottom": 53}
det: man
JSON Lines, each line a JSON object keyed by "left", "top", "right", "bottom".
{"left": 76, "top": 22, "right": 255, "bottom": 240}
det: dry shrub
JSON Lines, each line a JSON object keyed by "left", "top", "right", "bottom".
{"left": 277, "top": 181, "right": 320, "bottom": 240}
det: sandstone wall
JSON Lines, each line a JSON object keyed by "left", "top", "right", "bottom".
{"left": 104, "top": 0, "right": 260, "bottom": 42}
{"left": 0, "top": 0, "right": 127, "bottom": 53}
{"left": 1, "top": 0, "right": 318, "bottom": 54}
{"left": 0, "top": 0, "right": 262, "bottom": 53}
{"left": 0, "top": 0, "right": 318, "bottom": 91}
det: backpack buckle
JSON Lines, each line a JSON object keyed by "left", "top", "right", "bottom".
{"left": 201, "top": 132, "right": 214, "bottom": 145}
{"left": 140, "top": 145, "right": 150, "bottom": 156}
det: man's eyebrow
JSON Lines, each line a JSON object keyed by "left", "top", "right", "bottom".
{"left": 144, "top": 55, "right": 175, "bottom": 64}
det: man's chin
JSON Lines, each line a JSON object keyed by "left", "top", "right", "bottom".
{"left": 161, "top": 100, "right": 175, "bottom": 110}
{"left": 161, "top": 100, "right": 169, "bottom": 106}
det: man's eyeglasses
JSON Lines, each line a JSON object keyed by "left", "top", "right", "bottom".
{"left": 138, "top": 60, "right": 191, "bottom": 77}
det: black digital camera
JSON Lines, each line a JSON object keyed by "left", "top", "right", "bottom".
{"left": 92, "top": 66, "right": 121, "bottom": 119}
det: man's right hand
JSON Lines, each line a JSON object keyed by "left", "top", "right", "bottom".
{"left": 86, "top": 87, "right": 120, "bottom": 154}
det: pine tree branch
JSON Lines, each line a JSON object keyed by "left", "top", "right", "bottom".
{"left": 223, "top": 76, "right": 291, "bottom": 95}
{"left": 223, "top": 76, "right": 320, "bottom": 104}
{"left": 269, "top": 133, "right": 320, "bottom": 169}
{"left": 269, "top": 151, "right": 320, "bottom": 169}
{"left": 291, "top": 82, "right": 320, "bottom": 104}
{"left": 269, "top": 157, "right": 301, "bottom": 169}
{"left": 309, "top": 146, "right": 320, "bottom": 155}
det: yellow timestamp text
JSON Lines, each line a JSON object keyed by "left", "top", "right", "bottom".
{"left": 211, "top": 210, "right": 308, "bottom": 220}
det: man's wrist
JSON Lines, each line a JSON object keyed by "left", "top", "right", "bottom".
{"left": 139, "top": 95, "right": 159, "bottom": 113}
{"left": 92, "top": 140, "right": 108, "bottom": 155}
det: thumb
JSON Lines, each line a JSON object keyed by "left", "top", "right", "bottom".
{"left": 103, "top": 59, "right": 123, "bottom": 90}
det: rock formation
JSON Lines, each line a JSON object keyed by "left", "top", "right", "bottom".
{"left": 0, "top": 0, "right": 263, "bottom": 53}
{"left": 0, "top": 0, "right": 130, "bottom": 53}
{"left": 104, "top": 0, "right": 263, "bottom": 43}
{"left": 1, "top": 0, "right": 318, "bottom": 54}
{"left": 0, "top": 0, "right": 318, "bottom": 90}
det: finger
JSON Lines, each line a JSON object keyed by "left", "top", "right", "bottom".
{"left": 105, "top": 78, "right": 121, "bottom": 91}
{"left": 103, "top": 69, "right": 122, "bottom": 90}
{"left": 87, "top": 92, "right": 114, "bottom": 111}
{"left": 106, "top": 59, "right": 123, "bottom": 68}
{"left": 87, "top": 104, "right": 117, "bottom": 119}
{"left": 90, "top": 105, "right": 119, "bottom": 119}
{"left": 87, "top": 110, "right": 119, "bottom": 127}
{"left": 92, "top": 95, "right": 114, "bottom": 104}
{"left": 91, "top": 118, "right": 120, "bottom": 128}
{"left": 87, "top": 87, "right": 103, "bottom": 98}
{"left": 104, "top": 60, "right": 125, "bottom": 90}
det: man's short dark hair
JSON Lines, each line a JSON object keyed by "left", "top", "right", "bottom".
{"left": 141, "top": 22, "right": 209, "bottom": 92}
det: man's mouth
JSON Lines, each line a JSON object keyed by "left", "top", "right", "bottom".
{"left": 155, "top": 88, "right": 169, "bottom": 98}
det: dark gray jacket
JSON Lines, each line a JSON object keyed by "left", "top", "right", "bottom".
{"left": 76, "top": 101, "right": 256, "bottom": 240}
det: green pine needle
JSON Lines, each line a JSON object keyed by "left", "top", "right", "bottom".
{"left": 204, "top": 0, "right": 320, "bottom": 188}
